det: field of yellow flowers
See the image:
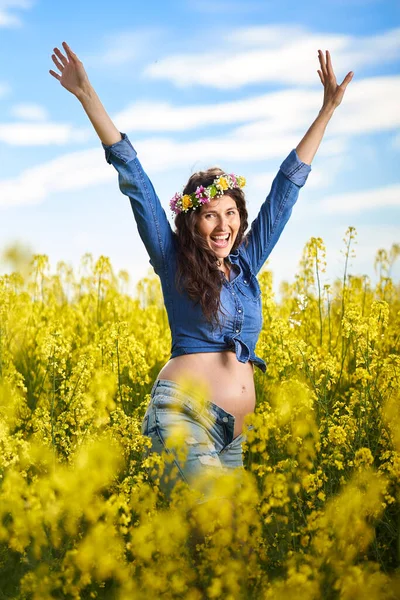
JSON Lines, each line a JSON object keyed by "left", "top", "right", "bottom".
{"left": 0, "top": 227, "right": 399, "bottom": 599}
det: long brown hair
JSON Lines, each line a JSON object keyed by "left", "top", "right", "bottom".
{"left": 174, "top": 167, "right": 248, "bottom": 326}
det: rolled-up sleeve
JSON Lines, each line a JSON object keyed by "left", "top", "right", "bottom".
{"left": 102, "top": 133, "right": 175, "bottom": 276}
{"left": 279, "top": 149, "right": 312, "bottom": 187}
{"left": 103, "top": 132, "right": 137, "bottom": 164}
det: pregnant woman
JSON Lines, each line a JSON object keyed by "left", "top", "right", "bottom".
{"left": 50, "top": 42, "right": 353, "bottom": 505}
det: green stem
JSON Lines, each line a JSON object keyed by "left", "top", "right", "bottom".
{"left": 51, "top": 354, "right": 56, "bottom": 456}
{"left": 65, "top": 366, "right": 85, "bottom": 407}
{"left": 327, "top": 290, "right": 332, "bottom": 354}
{"left": 335, "top": 232, "right": 353, "bottom": 349}
{"left": 116, "top": 333, "right": 123, "bottom": 407}
{"left": 362, "top": 277, "right": 367, "bottom": 317}
{"left": 97, "top": 272, "right": 102, "bottom": 326}
{"left": 315, "top": 249, "right": 323, "bottom": 347}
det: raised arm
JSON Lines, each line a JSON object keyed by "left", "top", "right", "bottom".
{"left": 242, "top": 49, "right": 353, "bottom": 275}
{"left": 295, "top": 50, "right": 353, "bottom": 164}
{"left": 49, "top": 42, "right": 175, "bottom": 274}
{"left": 49, "top": 42, "right": 121, "bottom": 146}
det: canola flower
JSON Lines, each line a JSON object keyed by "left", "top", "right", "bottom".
{"left": 0, "top": 229, "right": 399, "bottom": 599}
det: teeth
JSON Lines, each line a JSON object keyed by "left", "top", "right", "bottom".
{"left": 212, "top": 234, "right": 229, "bottom": 240}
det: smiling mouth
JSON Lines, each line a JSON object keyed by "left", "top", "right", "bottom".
{"left": 210, "top": 233, "right": 230, "bottom": 248}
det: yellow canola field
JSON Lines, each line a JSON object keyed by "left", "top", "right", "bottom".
{"left": 0, "top": 229, "right": 399, "bottom": 599}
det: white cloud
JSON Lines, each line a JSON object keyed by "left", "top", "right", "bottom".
{"left": 0, "top": 0, "right": 34, "bottom": 28}
{"left": 144, "top": 26, "right": 400, "bottom": 89}
{"left": 325, "top": 76, "right": 400, "bottom": 136}
{"left": 114, "top": 76, "right": 400, "bottom": 139}
{"left": 114, "top": 89, "right": 320, "bottom": 132}
{"left": 0, "top": 122, "right": 92, "bottom": 145}
{"left": 0, "top": 147, "right": 109, "bottom": 208}
{"left": 236, "top": 77, "right": 400, "bottom": 139}
{"left": 319, "top": 184, "right": 400, "bottom": 214}
{"left": 11, "top": 103, "right": 49, "bottom": 121}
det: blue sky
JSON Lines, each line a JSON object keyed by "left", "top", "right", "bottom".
{"left": 0, "top": 0, "right": 399, "bottom": 299}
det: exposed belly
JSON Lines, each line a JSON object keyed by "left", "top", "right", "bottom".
{"left": 156, "top": 351, "right": 256, "bottom": 439}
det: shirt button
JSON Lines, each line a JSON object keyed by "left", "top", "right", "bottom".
{"left": 244, "top": 279, "right": 248, "bottom": 284}
{"left": 232, "top": 291, "right": 235, "bottom": 295}
{"left": 236, "top": 328, "right": 239, "bottom": 333}
{"left": 222, "top": 416, "right": 229, "bottom": 423}
{"left": 238, "top": 309, "right": 242, "bottom": 313}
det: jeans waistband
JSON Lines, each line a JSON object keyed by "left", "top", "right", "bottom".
{"left": 151, "top": 378, "right": 236, "bottom": 424}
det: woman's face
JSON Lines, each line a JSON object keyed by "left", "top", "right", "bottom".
{"left": 196, "top": 194, "right": 241, "bottom": 260}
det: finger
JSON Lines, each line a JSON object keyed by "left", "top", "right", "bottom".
{"left": 340, "top": 71, "right": 354, "bottom": 89}
{"left": 51, "top": 54, "right": 64, "bottom": 72}
{"left": 49, "top": 69, "right": 61, "bottom": 81}
{"left": 317, "top": 69, "right": 324, "bottom": 85}
{"left": 53, "top": 47, "right": 68, "bottom": 66}
{"left": 326, "top": 50, "right": 335, "bottom": 78}
{"left": 62, "top": 41, "right": 78, "bottom": 61}
{"left": 318, "top": 49, "right": 327, "bottom": 78}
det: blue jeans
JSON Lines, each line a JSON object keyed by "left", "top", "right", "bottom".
{"left": 141, "top": 379, "right": 254, "bottom": 504}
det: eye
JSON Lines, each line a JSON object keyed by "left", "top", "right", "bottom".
{"left": 205, "top": 214, "right": 215, "bottom": 219}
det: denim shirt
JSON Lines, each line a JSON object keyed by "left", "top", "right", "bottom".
{"left": 103, "top": 133, "right": 311, "bottom": 373}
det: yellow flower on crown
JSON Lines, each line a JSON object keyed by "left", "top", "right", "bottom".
{"left": 237, "top": 176, "right": 246, "bottom": 187}
{"left": 216, "top": 176, "right": 229, "bottom": 191}
{"left": 181, "top": 195, "right": 193, "bottom": 210}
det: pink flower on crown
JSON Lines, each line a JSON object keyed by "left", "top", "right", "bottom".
{"left": 170, "top": 192, "right": 181, "bottom": 213}
{"left": 195, "top": 185, "right": 205, "bottom": 198}
{"left": 194, "top": 185, "right": 209, "bottom": 205}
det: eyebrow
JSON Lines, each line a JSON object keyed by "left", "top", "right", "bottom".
{"left": 203, "top": 207, "right": 238, "bottom": 214}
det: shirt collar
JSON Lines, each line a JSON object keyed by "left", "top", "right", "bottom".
{"left": 228, "top": 248, "right": 240, "bottom": 262}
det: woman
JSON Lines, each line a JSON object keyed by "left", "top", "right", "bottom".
{"left": 49, "top": 42, "right": 353, "bottom": 504}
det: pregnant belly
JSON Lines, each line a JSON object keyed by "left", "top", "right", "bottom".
{"left": 156, "top": 351, "right": 256, "bottom": 439}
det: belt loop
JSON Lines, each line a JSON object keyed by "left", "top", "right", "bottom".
{"left": 150, "top": 379, "right": 160, "bottom": 397}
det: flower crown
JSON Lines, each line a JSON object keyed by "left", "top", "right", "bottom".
{"left": 169, "top": 172, "right": 246, "bottom": 215}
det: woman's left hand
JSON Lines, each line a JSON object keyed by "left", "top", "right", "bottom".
{"left": 317, "top": 49, "right": 353, "bottom": 111}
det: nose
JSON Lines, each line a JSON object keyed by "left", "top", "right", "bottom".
{"left": 216, "top": 215, "right": 229, "bottom": 230}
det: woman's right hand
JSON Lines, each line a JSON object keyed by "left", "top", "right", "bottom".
{"left": 49, "top": 42, "right": 91, "bottom": 98}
